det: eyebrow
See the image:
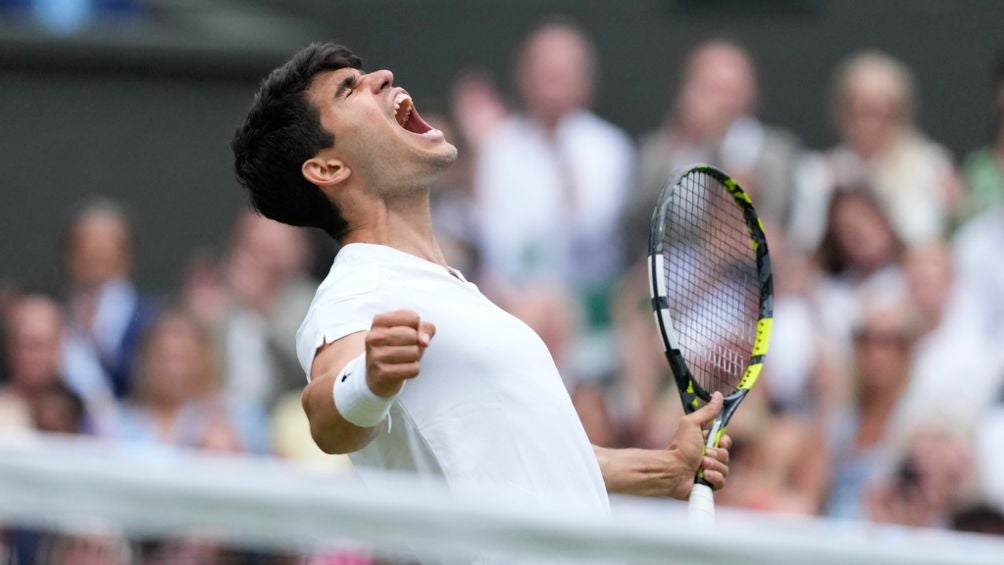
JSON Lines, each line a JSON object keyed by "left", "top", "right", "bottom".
{"left": 334, "top": 73, "right": 360, "bottom": 99}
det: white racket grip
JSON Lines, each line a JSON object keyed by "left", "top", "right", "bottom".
{"left": 688, "top": 482, "right": 715, "bottom": 525}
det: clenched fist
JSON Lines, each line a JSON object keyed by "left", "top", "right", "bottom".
{"left": 365, "top": 310, "right": 436, "bottom": 397}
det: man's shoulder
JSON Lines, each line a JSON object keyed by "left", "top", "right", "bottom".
{"left": 296, "top": 259, "right": 394, "bottom": 379}
{"left": 313, "top": 257, "right": 388, "bottom": 304}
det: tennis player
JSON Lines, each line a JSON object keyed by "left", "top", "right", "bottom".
{"left": 232, "top": 43, "right": 730, "bottom": 510}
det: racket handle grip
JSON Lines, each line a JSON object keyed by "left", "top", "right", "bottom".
{"left": 688, "top": 482, "right": 715, "bottom": 525}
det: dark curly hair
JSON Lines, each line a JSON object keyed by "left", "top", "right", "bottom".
{"left": 231, "top": 43, "right": 362, "bottom": 237}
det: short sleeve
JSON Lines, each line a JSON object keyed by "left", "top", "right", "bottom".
{"left": 295, "top": 263, "right": 399, "bottom": 380}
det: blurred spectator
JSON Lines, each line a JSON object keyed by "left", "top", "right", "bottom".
{"left": 886, "top": 244, "right": 1003, "bottom": 445}
{"left": 609, "top": 260, "right": 677, "bottom": 448}
{"left": 811, "top": 188, "right": 906, "bottom": 348}
{"left": 60, "top": 198, "right": 156, "bottom": 418}
{"left": 427, "top": 70, "right": 509, "bottom": 276}
{"left": 952, "top": 207, "right": 1004, "bottom": 342}
{"left": 180, "top": 245, "right": 229, "bottom": 329}
{"left": 758, "top": 222, "right": 834, "bottom": 415}
{"left": 961, "top": 53, "right": 1004, "bottom": 217}
{"left": 117, "top": 308, "right": 262, "bottom": 452}
{"left": 32, "top": 382, "right": 86, "bottom": 434}
{"left": 822, "top": 294, "right": 918, "bottom": 520}
{"left": 866, "top": 426, "right": 972, "bottom": 528}
{"left": 450, "top": 69, "right": 509, "bottom": 152}
{"left": 714, "top": 386, "right": 823, "bottom": 515}
{"left": 791, "top": 51, "right": 961, "bottom": 251}
{"left": 108, "top": 306, "right": 284, "bottom": 565}
{"left": 0, "top": 293, "right": 69, "bottom": 433}
{"left": 5, "top": 530, "right": 131, "bottom": 565}
{"left": 474, "top": 18, "right": 633, "bottom": 386}
{"left": 948, "top": 202, "right": 1004, "bottom": 474}
{"left": 903, "top": 244, "right": 954, "bottom": 336}
{"left": 712, "top": 223, "right": 836, "bottom": 515}
{"left": 1, "top": 294, "right": 94, "bottom": 565}
{"left": 977, "top": 388, "right": 1004, "bottom": 520}
{"left": 215, "top": 211, "right": 315, "bottom": 412}
{"left": 475, "top": 19, "right": 632, "bottom": 297}
{"left": 626, "top": 39, "right": 802, "bottom": 256}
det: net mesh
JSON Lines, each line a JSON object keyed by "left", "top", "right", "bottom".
{"left": 660, "top": 170, "right": 760, "bottom": 394}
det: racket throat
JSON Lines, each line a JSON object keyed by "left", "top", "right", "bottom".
{"left": 694, "top": 417, "right": 726, "bottom": 490}
{"left": 704, "top": 418, "right": 726, "bottom": 449}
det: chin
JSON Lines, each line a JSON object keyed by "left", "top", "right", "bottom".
{"left": 432, "top": 140, "right": 459, "bottom": 166}
{"left": 376, "top": 144, "right": 459, "bottom": 196}
{"left": 421, "top": 144, "right": 459, "bottom": 184}
{"left": 412, "top": 139, "right": 458, "bottom": 172}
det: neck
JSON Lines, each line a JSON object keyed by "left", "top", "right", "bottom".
{"left": 341, "top": 188, "right": 447, "bottom": 267}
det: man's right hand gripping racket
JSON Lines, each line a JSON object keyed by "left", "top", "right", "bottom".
{"left": 647, "top": 164, "right": 774, "bottom": 525}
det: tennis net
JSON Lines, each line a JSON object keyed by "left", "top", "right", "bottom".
{"left": 0, "top": 432, "right": 1001, "bottom": 564}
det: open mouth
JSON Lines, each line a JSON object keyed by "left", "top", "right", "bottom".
{"left": 393, "top": 92, "right": 439, "bottom": 137}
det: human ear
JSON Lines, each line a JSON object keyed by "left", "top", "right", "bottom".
{"left": 301, "top": 157, "right": 351, "bottom": 188}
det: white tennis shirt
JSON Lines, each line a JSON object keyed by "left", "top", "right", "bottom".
{"left": 296, "top": 243, "right": 609, "bottom": 511}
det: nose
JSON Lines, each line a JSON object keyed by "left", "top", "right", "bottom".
{"left": 364, "top": 69, "right": 394, "bottom": 93}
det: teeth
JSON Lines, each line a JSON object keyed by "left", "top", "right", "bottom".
{"left": 393, "top": 93, "right": 413, "bottom": 126}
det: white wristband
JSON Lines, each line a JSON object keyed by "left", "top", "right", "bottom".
{"left": 332, "top": 353, "right": 396, "bottom": 428}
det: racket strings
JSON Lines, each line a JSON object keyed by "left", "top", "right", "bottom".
{"left": 661, "top": 172, "right": 759, "bottom": 394}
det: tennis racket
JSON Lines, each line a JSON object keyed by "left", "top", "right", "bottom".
{"left": 647, "top": 164, "right": 773, "bottom": 524}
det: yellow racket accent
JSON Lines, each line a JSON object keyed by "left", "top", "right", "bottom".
{"left": 713, "top": 425, "right": 728, "bottom": 447}
{"left": 723, "top": 178, "right": 753, "bottom": 204}
{"left": 752, "top": 317, "right": 772, "bottom": 356}
{"left": 738, "top": 363, "right": 763, "bottom": 391}
{"left": 696, "top": 425, "right": 730, "bottom": 481}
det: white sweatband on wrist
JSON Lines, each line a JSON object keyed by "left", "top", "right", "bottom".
{"left": 332, "top": 352, "right": 396, "bottom": 428}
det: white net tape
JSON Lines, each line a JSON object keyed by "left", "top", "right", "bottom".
{"left": 0, "top": 432, "right": 1001, "bottom": 564}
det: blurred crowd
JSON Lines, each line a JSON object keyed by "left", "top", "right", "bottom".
{"left": 3, "top": 18, "right": 1004, "bottom": 561}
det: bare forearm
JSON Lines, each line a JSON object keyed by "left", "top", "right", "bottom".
{"left": 593, "top": 445, "right": 692, "bottom": 499}
{"left": 302, "top": 374, "right": 379, "bottom": 454}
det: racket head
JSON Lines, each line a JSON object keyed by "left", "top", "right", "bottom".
{"left": 647, "top": 164, "right": 773, "bottom": 424}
